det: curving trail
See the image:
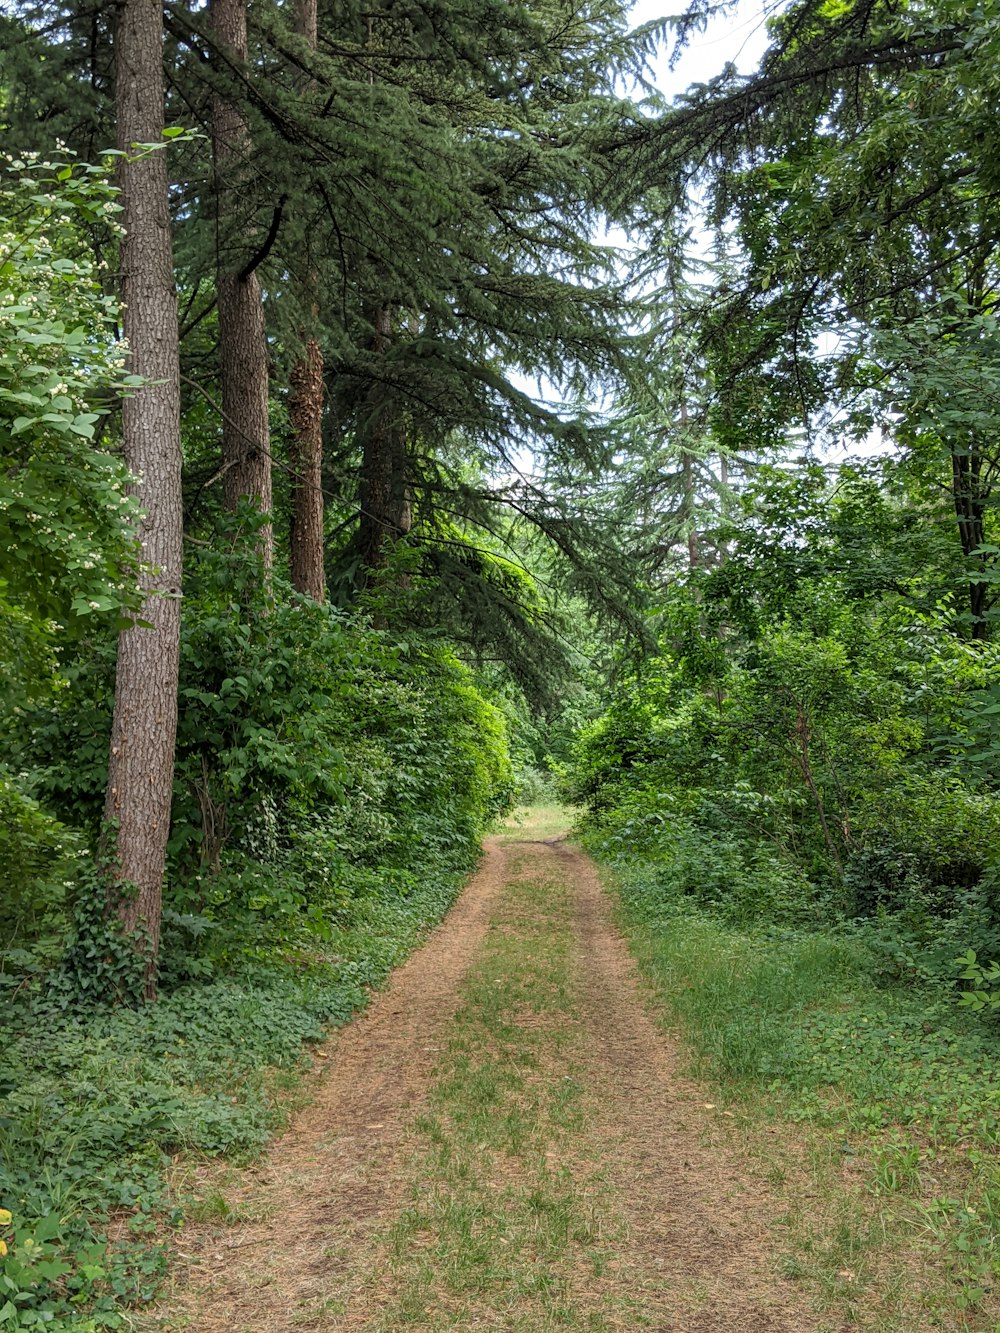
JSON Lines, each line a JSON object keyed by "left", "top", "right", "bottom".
{"left": 148, "top": 813, "right": 828, "bottom": 1332}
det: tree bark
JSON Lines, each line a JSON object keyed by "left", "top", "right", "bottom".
{"left": 288, "top": 0, "right": 326, "bottom": 601}
{"left": 679, "top": 401, "right": 699, "bottom": 569}
{"left": 951, "top": 445, "right": 988, "bottom": 637}
{"left": 682, "top": 448, "right": 699, "bottom": 569}
{"left": 289, "top": 336, "right": 326, "bottom": 598}
{"left": 104, "top": 0, "right": 184, "bottom": 998}
{"left": 211, "top": 0, "right": 273, "bottom": 565}
{"left": 294, "top": 0, "right": 317, "bottom": 46}
{"left": 717, "top": 452, "right": 730, "bottom": 563}
{"left": 357, "top": 304, "right": 412, "bottom": 586}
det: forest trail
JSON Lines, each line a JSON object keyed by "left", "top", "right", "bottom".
{"left": 148, "top": 810, "right": 827, "bottom": 1333}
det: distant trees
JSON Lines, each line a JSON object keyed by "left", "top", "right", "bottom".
{"left": 4, "top": 0, "right": 1000, "bottom": 1014}
{"left": 561, "top": 0, "right": 1000, "bottom": 947}
{"left": 0, "top": 0, "right": 659, "bottom": 992}
{"left": 615, "top": 0, "right": 1000, "bottom": 628}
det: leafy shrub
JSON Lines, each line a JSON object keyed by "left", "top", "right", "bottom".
{"left": 0, "top": 151, "right": 141, "bottom": 679}
{"left": 0, "top": 770, "right": 82, "bottom": 963}
{"left": 514, "top": 765, "right": 557, "bottom": 804}
{"left": 583, "top": 793, "right": 818, "bottom": 929}
{"left": 14, "top": 532, "right": 513, "bottom": 972}
{"left": 848, "top": 772, "right": 1000, "bottom": 913}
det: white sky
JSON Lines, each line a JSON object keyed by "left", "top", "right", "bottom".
{"left": 619, "top": 1, "right": 889, "bottom": 463}
{"left": 628, "top": 0, "right": 776, "bottom": 97}
{"left": 517, "top": 0, "right": 886, "bottom": 469}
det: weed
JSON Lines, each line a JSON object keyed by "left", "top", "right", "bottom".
{"left": 0, "top": 863, "right": 472, "bottom": 1328}
{"left": 598, "top": 849, "right": 1000, "bottom": 1329}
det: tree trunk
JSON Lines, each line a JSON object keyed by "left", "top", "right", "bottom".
{"left": 951, "top": 446, "right": 988, "bottom": 638}
{"left": 211, "top": 0, "right": 272, "bottom": 565}
{"left": 289, "top": 336, "right": 326, "bottom": 599}
{"left": 294, "top": 0, "right": 317, "bottom": 46}
{"left": 717, "top": 452, "right": 730, "bottom": 563}
{"left": 288, "top": 0, "right": 326, "bottom": 601}
{"left": 680, "top": 401, "right": 699, "bottom": 569}
{"left": 104, "top": 0, "right": 184, "bottom": 998}
{"left": 358, "top": 304, "right": 412, "bottom": 585}
{"left": 682, "top": 448, "right": 699, "bottom": 569}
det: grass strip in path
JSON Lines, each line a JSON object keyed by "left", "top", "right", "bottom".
{"left": 332, "top": 829, "right": 824, "bottom": 1332}
{"left": 361, "top": 850, "right": 627, "bottom": 1331}
{"left": 145, "top": 813, "right": 830, "bottom": 1332}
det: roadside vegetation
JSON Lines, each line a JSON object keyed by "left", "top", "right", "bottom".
{"left": 2, "top": 569, "right": 513, "bottom": 1329}
{"left": 565, "top": 475, "right": 1000, "bottom": 1327}
{"left": 4, "top": 0, "right": 1000, "bottom": 1326}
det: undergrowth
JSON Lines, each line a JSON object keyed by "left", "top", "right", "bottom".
{"left": 0, "top": 541, "right": 519, "bottom": 1329}
{"left": 0, "top": 866, "right": 468, "bottom": 1331}
{"left": 594, "top": 843, "right": 1000, "bottom": 1329}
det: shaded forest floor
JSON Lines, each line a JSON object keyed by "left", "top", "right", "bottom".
{"left": 142, "top": 808, "right": 835, "bottom": 1332}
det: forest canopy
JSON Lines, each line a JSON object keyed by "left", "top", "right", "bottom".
{"left": 3, "top": 0, "right": 1000, "bottom": 1325}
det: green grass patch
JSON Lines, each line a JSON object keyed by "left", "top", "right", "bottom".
{"left": 0, "top": 867, "right": 469, "bottom": 1331}
{"left": 603, "top": 852, "right": 1000, "bottom": 1329}
{"left": 502, "top": 804, "right": 574, "bottom": 842}
{"left": 361, "top": 860, "right": 641, "bottom": 1332}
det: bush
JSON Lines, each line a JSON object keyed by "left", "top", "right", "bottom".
{"left": 12, "top": 533, "right": 514, "bottom": 973}
{"left": 0, "top": 770, "right": 82, "bottom": 965}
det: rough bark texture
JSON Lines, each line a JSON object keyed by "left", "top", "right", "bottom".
{"left": 104, "top": 0, "right": 184, "bottom": 996}
{"left": 681, "top": 443, "right": 700, "bottom": 569}
{"left": 211, "top": 0, "right": 273, "bottom": 566}
{"left": 358, "top": 305, "right": 412, "bottom": 587}
{"left": 294, "top": 0, "right": 317, "bottom": 46}
{"left": 288, "top": 0, "right": 326, "bottom": 602}
{"left": 718, "top": 451, "right": 730, "bottom": 562}
{"left": 289, "top": 337, "right": 326, "bottom": 600}
{"left": 951, "top": 446, "right": 988, "bottom": 637}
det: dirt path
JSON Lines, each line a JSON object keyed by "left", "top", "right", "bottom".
{"left": 148, "top": 817, "right": 828, "bottom": 1332}
{"left": 555, "top": 840, "right": 820, "bottom": 1332}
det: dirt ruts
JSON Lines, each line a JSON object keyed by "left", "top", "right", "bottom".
{"left": 147, "top": 822, "right": 827, "bottom": 1332}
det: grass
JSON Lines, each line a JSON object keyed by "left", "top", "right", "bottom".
{"left": 0, "top": 862, "right": 474, "bottom": 1330}
{"left": 601, "top": 852, "right": 1000, "bottom": 1331}
{"left": 347, "top": 854, "right": 644, "bottom": 1332}
{"left": 502, "top": 803, "right": 574, "bottom": 842}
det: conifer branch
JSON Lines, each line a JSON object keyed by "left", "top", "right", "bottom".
{"left": 238, "top": 194, "right": 287, "bottom": 281}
